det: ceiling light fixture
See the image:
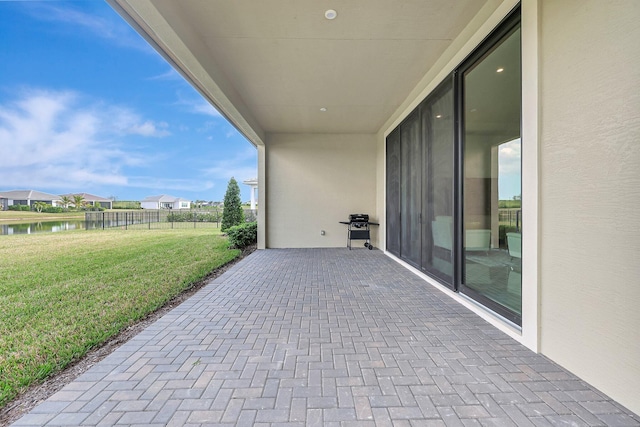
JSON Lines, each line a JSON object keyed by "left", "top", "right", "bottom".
{"left": 496, "top": 67, "right": 504, "bottom": 73}
{"left": 436, "top": 114, "right": 442, "bottom": 119}
{"left": 325, "top": 9, "right": 337, "bottom": 20}
{"left": 320, "top": 107, "right": 327, "bottom": 112}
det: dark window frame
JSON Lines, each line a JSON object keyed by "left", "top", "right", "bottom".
{"left": 385, "top": 5, "right": 522, "bottom": 325}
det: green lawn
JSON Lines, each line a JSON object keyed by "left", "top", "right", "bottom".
{"left": 0, "top": 228, "right": 240, "bottom": 408}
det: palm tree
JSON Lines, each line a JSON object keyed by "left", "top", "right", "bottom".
{"left": 60, "top": 195, "right": 72, "bottom": 209}
{"left": 73, "top": 195, "right": 85, "bottom": 210}
{"left": 33, "top": 201, "right": 47, "bottom": 213}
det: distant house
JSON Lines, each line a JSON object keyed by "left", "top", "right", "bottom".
{"left": 140, "top": 195, "right": 191, "bottom": 210}
{"left": 61, "top": 193, "right": 113, "bottom": 209}
{"left": 0, "top": 190, "right": 62, "bottom": 211}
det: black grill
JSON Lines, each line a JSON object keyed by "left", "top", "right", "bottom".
{"left": 340, "top": 214, "right": 378, "bottom": 250}
{"left": 349, "top": 214, "right": 369, "bottom": 227}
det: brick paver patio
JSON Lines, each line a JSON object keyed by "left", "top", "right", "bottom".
{"left": 12, "top": 249, "right": 639, "bottom": 426}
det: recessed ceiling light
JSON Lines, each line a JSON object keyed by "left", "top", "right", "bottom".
{"left": 320, "top": 107, "right": 327, "bottom": 112}
{"left": 496, "top": 67, "right": 504, "bottom": 73}
{"left": 325, "top": 9, "right": 337, "bottom": 20}
{"left": 435, "top": 114, "right": 442, "bottom": 119}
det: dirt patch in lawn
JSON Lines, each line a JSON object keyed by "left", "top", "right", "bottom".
{"left": 0, "top": 245, "right": 256, "bottom": 427}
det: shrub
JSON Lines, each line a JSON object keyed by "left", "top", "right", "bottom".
{"left": 226, "top": 222, "right": 257, "bottom": 249}
{"left": 112, "top": 201, "right": 141, "bottom": 209}
{"left": 8, "top": 205, "right": 30, "bottom": 211}
{"left": 221, "top": 177, "right": 244, "bottom": 231}
{"left": 167, "top": 212, "right": 218, "bottom": 223}
{"left": 42, "top": 206, "right": 65, "bottom": 213}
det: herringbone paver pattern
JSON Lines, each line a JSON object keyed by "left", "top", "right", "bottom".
{"left": 12, "top": 249, "right": 639, "bottom": 426}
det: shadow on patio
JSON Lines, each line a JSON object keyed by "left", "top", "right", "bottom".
{"left": 11, "top": 249, "right": 640, "bottom": 426}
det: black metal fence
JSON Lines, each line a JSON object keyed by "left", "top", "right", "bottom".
{"left": 499, "top": 208, "right": 521, "bottom": 231}
{"left": 85, "top": 210, "right": 221, "bottom": 230}
{"left": 85, "top": 209, "right": 257, "bottom": 231}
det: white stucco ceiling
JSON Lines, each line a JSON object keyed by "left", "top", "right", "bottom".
{"left": 108, "top": 0, "right": 490, "bottom": 145}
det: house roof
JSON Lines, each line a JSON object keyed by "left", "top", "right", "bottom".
{"left": 141, "top": 195, "right": 190, "bottom": 203}
{"left": 61, "top": 193, "right": 112, "bottom": 202}
{"left": 107, "top": 0, "right": 491, "bottom": 145}
{"left": 0, "top": 190, "right": 62, "bottom": 201}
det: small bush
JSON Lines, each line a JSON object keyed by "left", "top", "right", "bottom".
{"left": 167, "top": 212, "right": 218, "bottom": 223}
{"left": 226, "top": 222, "right": 257, "bottom": 249}
{"left": 42, "top": 206, "right": 65, "bottom": 213}
{"left": 8, "top": 205, "right": 30, "bottom": 211}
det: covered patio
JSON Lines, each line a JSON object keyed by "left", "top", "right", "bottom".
{"left": 11, "top": 249, "right": 639, "bottom": 426}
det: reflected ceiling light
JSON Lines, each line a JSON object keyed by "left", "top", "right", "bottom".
{"left": 325, "top": 9, "right": 337, "bottom": 20}
{"left": 435, "top": 114, "right": 442, "bottom": 119}
{"left": 320, "top": 107, "right": 327, "bottom": 112}
{"left": 496, "top": 67, "right": 504, "bottom": 73}
{"left": 470, "top": 108, "right": 477, "bottom": 112}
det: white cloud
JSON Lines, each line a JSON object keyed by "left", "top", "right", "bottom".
{"left": 174, "top": 91, "right": 222, "bottom": 118}
{"left": 0, "top": 88, "right": 167, "bottom": 189}
{"left": 498, "top": 138, "right": 521, "bottom": 175}
{"left": 21, "top": 3, "right": 152, "bottom": 53}
{"left": 108, "top": 108, "right": 170, "bottom": 137}
{"left": 149, "top": 68, "right": 183, "bottom": 81}
{"left": 191, "top": 99, "right": 222, "bottom": 117}
{"left": 127, "top": 177, "right": 215, "bottom": 193}
{"left": 201, "top": 147, "right": 257, "bottom": 182}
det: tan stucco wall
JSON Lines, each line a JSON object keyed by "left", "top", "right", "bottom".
{"left": 265, "top": 133, "right": 378, "bottom": 248}
{"left": 539, "top": 0, "right": 640, "bottom": 414}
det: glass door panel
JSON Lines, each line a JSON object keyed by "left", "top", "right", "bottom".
{"left": 421, "top": 79, "right": 454, "bottom": 285}
{"left": 400, "top": 111, "right": 422, "bottom": 267}
{"left": 386, "top": 128, "right": 401, "bottom": 257}
{"left": 461, "top": 25, "right": 522, "bottom": 322}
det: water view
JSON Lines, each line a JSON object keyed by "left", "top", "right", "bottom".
{"left": 1, "top": 220, "right": 86, "bottom": 235}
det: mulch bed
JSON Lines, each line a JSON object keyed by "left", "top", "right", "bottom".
{"left": 0, "top": 245, "right": 256, "bottom": 427}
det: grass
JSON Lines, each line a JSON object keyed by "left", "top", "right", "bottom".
{"left": 0, "top": 228, "right": 240, "bottom": 408}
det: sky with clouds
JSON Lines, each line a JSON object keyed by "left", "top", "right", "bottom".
{"left": 0, "top": 1, "right": 257, "bottom": 202}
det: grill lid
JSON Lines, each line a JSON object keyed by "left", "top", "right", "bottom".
{"left": 349, "top": 214, "right": 369, "bottom": 223}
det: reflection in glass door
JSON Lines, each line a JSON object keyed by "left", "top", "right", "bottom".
{"left": 461, "top": 22, "right": 522, "bottom": 323}
{"left": 421, "top": 79, "right": 454, "bottom": 284}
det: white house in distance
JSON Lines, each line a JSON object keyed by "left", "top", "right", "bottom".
{"left": 109, "top": 0, "right": 640, "bottom": 414}
{"left": 0, "top": 189, "right": 62, "bottom": 210}
{"left": 140, "top": 195, "right": 191, "bottom": 210}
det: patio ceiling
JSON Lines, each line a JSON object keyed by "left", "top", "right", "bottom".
{"left": 108, "top": 0, "right": 489, "bottom": 145}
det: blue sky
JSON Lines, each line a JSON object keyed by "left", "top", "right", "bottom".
{"left": 0, "top": 1, "right": 257, "bottom": 202}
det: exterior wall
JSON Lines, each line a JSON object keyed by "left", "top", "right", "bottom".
{"left": 140, "top": 202, "right": 159, "bottom": 210}
{"left": 539, "top": 0, "right": 640, "bottom": 414}
{"left": 265, "top": 133, "right": 377, "bottom": 248}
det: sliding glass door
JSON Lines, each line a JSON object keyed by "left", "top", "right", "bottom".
{"left": 460, "top": 17, "right": 522, "bottom": 324}
{"left": 421, "top": 79, "right": 454, "bottom": 284}
{"left": 385, "top": 7, "right": 521, "bottom": 324}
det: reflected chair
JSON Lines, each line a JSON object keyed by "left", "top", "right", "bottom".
{"left": 507, "top": 232, "right": 522, "bottom": 259}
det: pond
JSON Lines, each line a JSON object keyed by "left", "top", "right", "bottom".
{"left": 0, "top": 220, "right": 88, "bottom": 235}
